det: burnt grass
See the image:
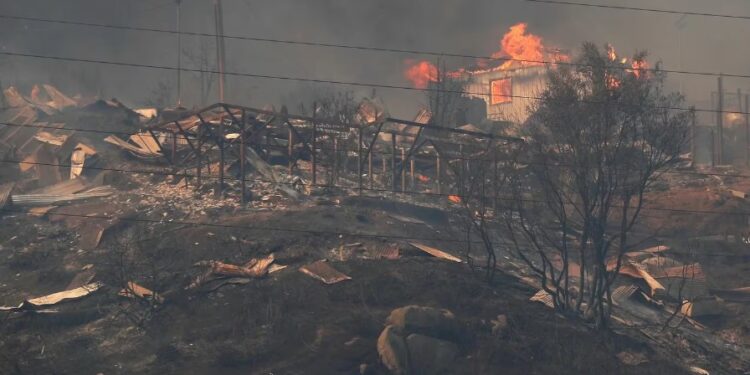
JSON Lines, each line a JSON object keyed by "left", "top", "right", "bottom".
{"left": 0, "top": 199, "right": 688, "bottom": 374}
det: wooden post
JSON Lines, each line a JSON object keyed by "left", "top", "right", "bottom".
{"left": 382, "top": 151, "right": 387, "bottom": 174}
{"left": 218, "top": 116, "right": 225, "bottom": 197}
{"left": 493, "top": 146, "right": 498, "bottom": 213}
{"left": 746, "top": 94, "right": 749, "bottom": 167}
{"left": 333, "top": 137, "right": 339, "bottom": 184}
{"left": 410, "top": 158, "right": 415, "bottom": 189}
{"left": 288, "top": 126, "right": 294, "bottom": 174}
{"left": 240, "top": 110, "right": 246, "bottom": 204}
{"left": 401, "top": 147, "right": 406, "bottom": 192}
{"left": 690, "top": 111, "right": 696, "bottom": 163}
{"left": 196, "top": 123, "right": 202, "bottom": 188}
{"left": 391, "top": 132, "right": 397, "bottom": 192}
{"left": 436, "top": 153, "right": 441, "bottom": 194}
{"left": 459, "top": 144, "right": 465, "bottom": 195}
{"left": 710, "top": 128, "right": 716, "bottom": 167}
{"left": 171, "top": 132, "right": 177, "bottom": 163}
{"left": 312, "top": 102, "right": 317, "bottom": 186}
{"left": 717, "top": 75, "right": 724, "bottom": 165}
{"left": 368, "top": 148, "right": 373, "bottom": 189}
{"left": 358, "top": 127, "right": 363, "bottom": 194}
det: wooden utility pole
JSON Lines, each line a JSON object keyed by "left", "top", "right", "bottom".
{"left": 717, "top": 75, "right": 724, "bottom": 165}
{"left": 218, "top": 116, "right": 225, "bottom": 197}
{"left": 401, "top": 148, "right": 406, "bottom": 192}
{"left": 391, "top": 132, "right": 397, "bottom": 192}
{"left": 240, "top": 110, "right": 246, "bottom": 204}
{"left": 690, "top": 111, "right": 696, "bottom": 163}
{"left": 213, "top": 0, "right": 226, "bottom": 102}
{"left": 746, "top": 94, "right": 750, "bottom": 167}
{"left": 357, "top": 127, "right": 363, "bottom": 194}
{"left": 710, "top": 128, "right": 716, "bottom": 167}
{"left": 368, "top": 148, "right": 373, "bottom": 189}
{"left": 436, "top": 154, "right": 441, "bottom": 194}
{"left": 333, "top": 138, "right": 339, "bottom": 184}
{"left": 311, "top": 102, "right": 317, "bottom": 186}
{"left": 176, "top": 0, "right": 182, "bottom": 107}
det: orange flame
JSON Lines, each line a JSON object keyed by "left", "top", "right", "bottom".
{"left": 606, "top": 75, "right": 621, "bottom": 89}
{"left": 492, "top": 23, "right": 545, "bottom": 70}
{"left": 605, "top": 44, "right": 649, "bottom": 87}
{"left": 403, "top": 23, "right": 571, "bottom": 88}
{"left": 403, "top": 59, "right": 438, "bottom": 89}
{"left": 630, "top": 59, "right": 649, "bottom": 79}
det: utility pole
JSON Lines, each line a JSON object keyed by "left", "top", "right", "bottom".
{"left": 717, "top": 74, "right": 724, "bottom": 165}
{"left": 675, "top": 14, "right": 688, "bottom": 95}
{"left": 745, "top": 92, "right": 750, "bottom": 167}
{"left": 176, "top": 0, "right": 182, "bottom": 107}
{"left": 213, "top": 0, "right": 226, "bottom": 103}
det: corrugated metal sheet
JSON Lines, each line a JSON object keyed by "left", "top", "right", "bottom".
{"left": 12, "top": 185, "right": 114, "bottom": 206}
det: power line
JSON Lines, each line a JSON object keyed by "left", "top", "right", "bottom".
{"left": 525, "top": 0, "right": 750, "bottom": 20}
{"left": 1, "top": 12, "right": 750, "bottom": 80}
{"left": 0, "top": 50, "right": 737, "bottom": 116}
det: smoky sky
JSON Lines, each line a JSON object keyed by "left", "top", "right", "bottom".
{"left": 0, "top": 0, "right": 749, "bottom": 118}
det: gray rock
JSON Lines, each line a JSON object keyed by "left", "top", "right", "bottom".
{"left": 406, "top": 333, "right": 458, "bottom": 375}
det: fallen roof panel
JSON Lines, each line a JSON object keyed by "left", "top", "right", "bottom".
{"left": 299, "top": 260, "right": 351, "bottom": 284}
{"left": 12, "top": 186, "right": 115, "bottom": 206}
{"left": 408, "top": 242, "right": 462, "bottom": 263}
{"left": 25, "top": 282, "right": 102, "bottom": 308}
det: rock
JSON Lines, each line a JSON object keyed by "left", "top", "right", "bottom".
{"left": 377, "top": 325, "right": 409, "bottom": 375}
{"left": 386, "top": 305, "right": 459, "bottom": 340}
{"left": 406, "top": 333, "right": 458, "bottom": 375}
{"left": 491, "top": 314, "right": 508, "bottom": 337}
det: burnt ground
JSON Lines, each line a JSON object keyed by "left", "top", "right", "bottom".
{"left": 0, "top": 196, "right": 688, "bottom": 375}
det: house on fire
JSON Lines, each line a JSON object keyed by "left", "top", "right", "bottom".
{"left": 461, "top": 64, "right": 548, "bottom": 124}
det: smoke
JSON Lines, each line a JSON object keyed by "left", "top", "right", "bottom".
{"left": 0, "top": 0, "right": 749, "bottom": 118}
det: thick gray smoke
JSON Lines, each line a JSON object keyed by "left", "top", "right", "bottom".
{"left": 0, "top": 0, "right": 748, "bottom": 118}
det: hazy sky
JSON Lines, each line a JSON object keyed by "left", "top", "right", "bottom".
{"left": 1, "top": 0, "right": 749, "bottom": 118}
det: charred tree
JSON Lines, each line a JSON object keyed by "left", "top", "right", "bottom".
{"left": 506, "top": 43, "right": 691, "bottom": 329}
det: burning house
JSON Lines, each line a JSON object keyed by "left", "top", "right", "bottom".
{"left": 404, "top": 23, "right": 567, "bottom": 125}
{"left": 461, "top": 62, "right": 548, "bottom": 123}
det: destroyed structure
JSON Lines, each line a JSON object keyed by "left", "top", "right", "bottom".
{"left": 0, "top": 83, "right": 749, "bottom": 374}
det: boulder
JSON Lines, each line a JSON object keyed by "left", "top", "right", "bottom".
{"left": 377, "top": 325, "right": 409, "bottom": 375}
{"left": 386, "top": 305, "right": 459, "bottom": 340}
{"left": 406, "top": 333, "right": 458, "bottom": 375}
